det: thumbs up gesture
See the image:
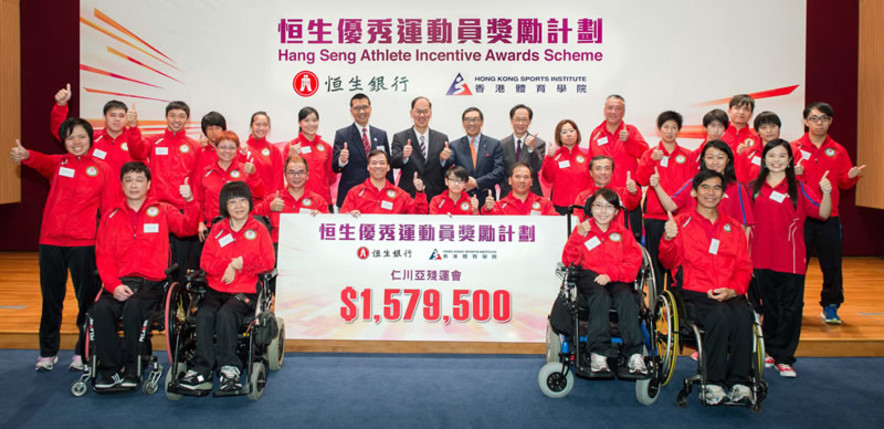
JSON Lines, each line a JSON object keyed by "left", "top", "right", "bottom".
{"left": 736, "top": 139, "right": 753, "bottom": 155}
{"left": 664, "top": 211, "right": 678, "bottom": 240}
{"left": 289, "top": 142, "right": 302, "bottom": 156}
{"left": 546, "top": 138, "right": 558, "bottom": 158}
{"left": 413, "top": 172, "right": 425, "bottom": 192}
{"left": 10, "top": 139, "right": 29, "bottom": 163}
{"left": 403, "top": 139, "right": 413, "bottom": 158}
{"left": 649, "top": 167, "right": 661, "bottom": 188}
{"left": 819, "top": 170, "right": 833, "bottom": 194}
{"left": 127, "top": 102, "right": 138, "bottom": 128}
{"left": 270, "top": 193, "right": 285, "bottom": 212}
{"left": 618, "top": 128, "right": 629, "bottom": 142}
{"left": 179, "top": 177, "right": 193, "bottom": 201}
{"left": 243, "top": 160, "right": 256, "bottom": 175}
{"left": 340, "top": 142, "right": 350, "bottom": 164}
{"left": 55, "top": 83, "right": 72, "bottom": 106}
{"left": 525, "top": 133, "right": 537, "bottom": 149}
{"left": 626, "top": 170, "right": 638, "bottom": 194}
{"left": 484, "top": 194, "right": 495, "bottom": 211}
{"left": 848, "top": 164, "right": 866, "bottom": 180}
{"left": 794, "top": 158, "right": 805, "bottom": 176}
{"left": 471, "top": 195, "right": 480, "bottom": 213}
{"left": 651, "top": 147, "right": 665, "bottom": 161}
{"left": 576, "top": 218, "right": 592, "bottom": 235}
{"left": 440, "top": 141, "right": 451, "bottom": 161}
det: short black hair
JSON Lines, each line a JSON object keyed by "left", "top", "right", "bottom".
{"left": 692, "top": 169, "right": 727, "bottom": 194}
{"left": 585, "top": 188, "right": 621, "bottom": 216}
{"left": 120, "top": 161, "right": 151, "bottom": 182}
{"left": 729, "top": 94, "right": 755, "bottom": 112}
{"left": 589, "top": 155, "right": 614, "bottom": 172}
{"left": 200, "top": 111, "right": 227, "bottom": 136}
{"left": 446, "top": 165, "right": 469, "bottom": 182}
{"left": 298, "top": 106, "right": 319, "bottom": 122}
{"left": 59, "top": 117, "right": 94, "bottom": 145}
{"left": 285, "top": 155, "right": 309, "bottom": 175}
{"left": 462, "top": 107, "right": 483, "bottom": 121}
{"left": 803, "top": 102, "right": 834, "bottom": 119}
{"left": 219, "top": 181, "right": 254, "bottom": 218}
{"left": 410, "top": 96, "right": 431, "bottom": 109}
{"left": 509, "top": 104, "right": 533, "bottom": 120}
{"left": 102, "top": 100, "right": 127, "bottom": 115}
{"left": 753, "top": 111, "right": 782, "bottom": 131}
{"left": 699, "top": 140, "right": 737, "bottom": 183}
{"left": 657, "top": 110, "right": 683, "bottom": 129}
{"left": 250, "top": 111, "right": 270, "bottom": 128}
{"left": 606, "top": 94, "right": 625, "bottom": 104}
{"left": 367, "top": 149, "right": 389, "bottom": 165}
{"left": 508, "top": 162, "right": 532, "bottom": 178}
{"left": 702, "top": 109, "right": 728, "bottom": 128}
{"left": 350, "top": 93, "right": 370, "bottom": 107}
{"left": 165, "top": 100, "right": 190, "bottom": 118}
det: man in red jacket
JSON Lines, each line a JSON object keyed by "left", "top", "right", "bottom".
{"left": 91, "top": 162, "right": 198, "bottom": 389}
{"left": 481, "top": 163, "right": 557, "bottom": 216}
{"left": 341, "top": 150, "right": 429, "bottom": 215}
{"left": 659, "top": 169, "right": 755, "bottom": 405}
{"left": 791, "top": 102, "right": 864, "bottom": 324}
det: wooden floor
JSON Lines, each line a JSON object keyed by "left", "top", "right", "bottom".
{"left": 1, "top": 252, "right": 882, "bottom": 356}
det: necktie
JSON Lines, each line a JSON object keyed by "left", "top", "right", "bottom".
{"left": 419, "top": 135, "right": 426, "bottom": 158}
{"left": 362, "top": 127, "right": 370, "bottom": 156}
{"left": 516, "top": 138, "right": 522, "bottom": 159}
{"left": 470, "top": 137, "right": 477, "bottom": 169}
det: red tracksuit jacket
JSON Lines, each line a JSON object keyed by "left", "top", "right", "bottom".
{"left": 561, "top": 219, "right": 642, "bottom": 283}
{"left": 721, "top": 124, "right": 760, "bottom": 154}
{"left": 791, "top": 134, "right": 859, "bottom": 217}
{"left": 670, "top": 179, "right": 755, "bottom": 227}
{"left": 201, "top": 216, "right": 275, "bottom": 294}
{"left": 244, "top": 135, "right": 284, "bottom": 201}
{"left": 340, "top": 179, "right": 428, "bottom": 214}
{"left": 637, "top": 142, "right": 696, "bottom": 221}
{"left": 276, "top": 134, "right": 336, "bottom": 206}
{"left": 481, "top": 192, "right": 557, "bottom": 216}
{"left": 587, "top": 121, "right": 649, "bottom": 188}
{"left": 23, "top": 151, "right": 115, "bottom": 247}
{"left": 95, "top": 197, "right": 199, "bottom": 291}
{"left": 194, "top": 160, "right": 265, "bottom": 224}
{"left": 429, "top": 192, "right": 475, "bottom": 215}
{"left": 541, "top": 146, "right": 591, "bottom": 207}
{"left": 254, "top": 187, "right": 330, "bottom": 243}
{"left": 750, "top": 179, "right": 825, "bottom": 274}
{"left": 128, "top": 128, "right": 199, "bottom": 209}
{"left": 659, "top": 208, "right": 752, "bottom": 295}
{"left": 572, "top": 184, "right": 641, "bottom": 222}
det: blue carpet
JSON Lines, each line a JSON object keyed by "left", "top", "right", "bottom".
{"left": 0, "top": 350, "right": 882, "bottom": 428}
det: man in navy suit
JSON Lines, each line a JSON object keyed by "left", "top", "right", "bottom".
{"left": 391, "top": 96, "right": 453, "bottom": 200}
{"left": 332, "top": 93, "right": 393, "bottom": 209}
{"left": 450, "top": 107, "right": 504, "bottom": 200}
{"left": 499, "top": 104, "right": 546, "bottom": 198}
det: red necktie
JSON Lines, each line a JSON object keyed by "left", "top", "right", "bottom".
{"left": 362, "top": 127, "right": 370, "bottom": 156}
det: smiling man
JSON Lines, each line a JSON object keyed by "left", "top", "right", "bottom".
{"left": 451, "top": 107, "right": 504, "bottom": 201}
{"left": 333, "top": 93, "right": 393, "bottom": 210}
{"left": 391, "top": 96, "right": 452, "bottom": 200}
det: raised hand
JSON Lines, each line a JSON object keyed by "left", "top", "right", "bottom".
{"left": 651, "top": 147, "right": 665, "bottom": 161}
{"left": 625, "top": 170, "right": 638, "bottom": 194}
{"left": 484, "top": 194, "right": 495, "bottom": 211}
{"left": 525, "top": 133, "right": 537, "bottom": 149}
{"left": 270, "top": 194, "right": 285, "bottom": 212}
{"left": 55, "top": 83, "right": 72, "bottom": 106}
{"left": 10, "top": 139, "right": 29, "bottom": 163}
{"left": 465, "top": 177, "right": 478, "bottom": 191}
{"left": 546, "top": 138, "right": 558, "bottom": 157}
{"left": 618, "top": 129, "right": 629, "bottom": 142}
{"left": 179, "top": 177, "right": 193, "bottom": 201}
{"left": 819, "top": 170, "right": 833, "bottom": 193}
{"left": 649, "top": 167, "right": 661, "bottom": 188}
{"left": 848, "top": 164, "right": 866, "bottom": 179}
{"left": 736, "top": 140, "right": 753, "bottom": 155}
{"left": 577, "top": 218, "right": 592, "bottom": 235}
{"left": 664, "top": 211, "right": 678, "bottom": 240}
{"left": 289, "top": 142, "right": 302, "bottom": 156}
{"left": 794, "top": 158, "right": 805, "bottom": 176}
{"left": 403, "top": 139, "right": 413, "bottom": 158}
{"left": 340, "top": 142, "right": 350, "bottom": 164}
{"left": 127, "top": 102, "right": 138, "bottom": 128}
{"left": 440, "top": 141, "right": 452, "bottom": 161}
{"left": 413, "top": 172, "right": 425, "bottom": 192}
{"left": 471, "top": 195, "right": 479, "bottom": 213}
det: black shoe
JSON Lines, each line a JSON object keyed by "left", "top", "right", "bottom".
{"left": 178, "top": 369, "right": 212, "bottom": 390}
{"left": 219, "top": 366, "right": 242, "bottom": 392}
{"left": 95, "top": 371, "right": 124, "bottom": 389}
{"left": 121, "top": 373, "right": 139, "bottom": 388}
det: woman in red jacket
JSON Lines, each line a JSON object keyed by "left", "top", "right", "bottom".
{"left": 10, "top": 118, "right": 113, "bottom": 371}
{"left": 278, "top": 107, "right": 335, "bottom": 212}
{"left": 178, "top": 181, "right": 275, "bottom": 392}
{"left": 243, "top": 112, "right": 283, "bottom": 203}
{"left": 561, "top": 188, "right": 646, "bottom": 375}
{"left": 541, "top": 119, "right": 590, "bottom": 215}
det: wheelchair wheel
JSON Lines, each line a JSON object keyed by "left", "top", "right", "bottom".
{"left": 654, "top": 290, "right": 679, "bottom": 386}
{"left": 71, "top": 380, "right": 88, "bottom": 397}
{"left": 164, "top": 282, "right": 186, "bottom": 365}
{"left": 164, "top": 362, "right": 187, "bottom": 401}
{"left": 268, "top": 317, "right": 285, "bottom": 371}
{"left": 635, "top": 346, "right": 661, "bottom": 405}
{"left": 545, "top": 323, "right": 561, "bottom": 363}
{"left": 537, "top": 362, "right": 574, "bottom": 398}
{"left": 247, "top": 362, "right": 267, "bottom": 401}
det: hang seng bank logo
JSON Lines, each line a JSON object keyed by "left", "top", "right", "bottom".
{"left": 293, "top": 71, "right": 319, "bottom": 97}
{"left": 446, "top": 73, "right": 472, "bottom": 96}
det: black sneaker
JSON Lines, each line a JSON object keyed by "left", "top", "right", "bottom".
{"left": 95, "top": 371, "right": 124, "bottom": 389}
{"left": 178, "top": 369, "right": 212, "bottom": 390}
{"left": 219, "top": 366, "right": 242, "bottom": 392}
{"left": 121, "top": 373, "right": 139, "bottom": 388}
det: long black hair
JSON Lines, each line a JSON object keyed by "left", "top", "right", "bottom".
{"left": 699, "top": 139, "right": 736, "bottom": 184}
{"left": 750, "top": 139, "right": 797, "bottom": 209}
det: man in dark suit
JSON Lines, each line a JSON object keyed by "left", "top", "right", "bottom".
{"left": 332, "top": 93, "right": 393, "bottom": 209}
{"left": 391, "top": 96, "right": 453, "bottom": 200}
{"left": 499, "top": 104, "right": 546, "bottom": 198}
{"left": 450, "top": 107, "right": 504, "bottom": 200}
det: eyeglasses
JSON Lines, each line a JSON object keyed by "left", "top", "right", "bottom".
{"left": 351, "top": 105, "right": 371, "bottom": 112}
{"left": 288, "top": 170, "right": 307, "bottom": 176}
{"left": 807, "top": 115, "right": 831, "bottom": 123}
{"left": 446, "top": 178, "right": 464, "bottom": 184}
{"left": 463, "top": 117, "right": 481, "bottom": 124}
{"left": 560, "top": 128, "right": 576, "bottom": 135}
{"left": 591, "top": 204, "right": 616, "bottom": 212}
{"left": 413, "top": 109, "right": 430, "bottom": 116}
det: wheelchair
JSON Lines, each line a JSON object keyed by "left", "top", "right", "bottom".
{"left": 70, "top": 265, "right": 179, "bottom": 397}
{"left": 538, "top": 243, "right": 675, "bottom": 405}
{"left": 659, "top": 278, "right": 768, "bottom": 412}
{"left": 163, "top": 266, "right": 284, "bottom": 401}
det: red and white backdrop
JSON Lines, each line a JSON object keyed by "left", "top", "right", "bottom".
{"left": 79, "top": 0, "right": 806, "bottom": 342}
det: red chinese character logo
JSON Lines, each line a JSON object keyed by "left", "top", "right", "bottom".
{"left": 292, "top": 71, "right": 319, "bottom": 97}
{"left": 357, "top": 246, "right": 370, "bottom": 260}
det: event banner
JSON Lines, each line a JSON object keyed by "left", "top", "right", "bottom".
{"left": 79, "top": 0, "right": 805, "bottom": 151}
{"left": 276, "top": 214, "right": 567, "bottom": 342}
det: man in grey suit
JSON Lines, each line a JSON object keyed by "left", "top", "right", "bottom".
{"left": 332, "top": 93, "right": 393, "bottom": 208}
{"left": 391, "top": 96, "right": 453, "bottom": 200}
{"left": 450, "top": 107, "right": 504, "bottom": 200}
{"left": 498, "top": 104, "right": 546, "bottom": 198}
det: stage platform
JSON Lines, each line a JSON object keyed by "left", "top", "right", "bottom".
{"left": 1, "top": 252, "right": 882, "bottom": 356}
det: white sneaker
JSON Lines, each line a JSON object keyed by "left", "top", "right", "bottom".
{"left": 589, "top": 353, "right": 609, "bottom": 373}
{"left": 699, "top": 384, "right": 726, "bottom": 405}
{"left": 776, "top": 363, "right": 797, "bottom": 378}
{"left": 627, "top": 353, "right": 648, "bottom": 375}
{"left": 730, "top": 384, "right": 754, "bottom": 404}
{"left": 35, "top": 356, "right": 58, "bottom": 372}
{"left": 68, "top": 355, "right": 84, "bottom": 371}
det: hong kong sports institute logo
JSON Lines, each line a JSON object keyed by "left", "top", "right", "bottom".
{"left": 446, "top": 73, "right": 472, "bottom": 96}
{"left": 293, "top": 71, "right": 319, "bottom": 97}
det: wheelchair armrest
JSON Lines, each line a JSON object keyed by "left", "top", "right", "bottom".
{"left": 164, "top": 263, "right": 180, "bottom": 281}
{"left": 258, "top": 268, "right": 278, "bottom": 282}
{"left": 185, "top": 269, "right": 207, "bottom": 284}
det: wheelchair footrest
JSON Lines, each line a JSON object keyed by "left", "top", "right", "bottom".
{"left": 574, "top": 365, "right": 616, "bottom": 380}
{"left": 93, "top": 385, "right": 140, "bottom": 395}
{"left": 166, "top": 383, "right": 212, "bottom": 397}
{"left": 615, "top": 366, "right": 650, "bottom": 380}
{"left": 213, "top": 385, "right": 250, "bottom": 397}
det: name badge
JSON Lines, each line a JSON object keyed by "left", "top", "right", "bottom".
{"left": 300, "top": 146, "right": 312, "bottom": 154}
{"left": 584, "top": 236, "right": 601, "bottom": 251}
{"left": 218, "top": 233, "right": 234, "bottom": 247}
{"left": 530, "top": 210, "right": 541, "bottom": 216}
{"left": 597, "top": 136, "right": 608, "bottom": 146}
{"left": 770, "top": 191, "right": 786, "bottom": 203}
{"left": 800, "top": 150, "right": 811, "bottom": 160}
{"left": 58, "top": 167, "right": 75, "bottom": 178}
{"left": 299, "top": 207, "right": 313, "bottom": 214}
{"left": 93, "top": 149, "right": 107, "bottom": 159}
{"left": 143, "top": 223, "right": 159, "bottom": 233}
{"left": 156, "top": 147, "right": 169, "bottom": 156}
{"left": 376, "top": 145, "right": 386, "bottom": 152}
{"left": 708, "top": 238, "right": 720, "bottom": 255}
{"left": 558, "top": 160, "right": 571, "bottom": 169}
{"left": 751, "top": 156, "right": 761, "bottom": 166}
{"left": 660, "top": 156, "right": 670, "bottom": 168}
{"left": 380, "top": 200, "right": 394, "bottom": 210}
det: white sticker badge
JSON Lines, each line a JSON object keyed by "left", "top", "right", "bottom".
{"left": 218, "top": 233, "right": 234, "bottom": 247}
{"left": 92, "top": 149, "right": 107, "bottom": 159}
{"left": 143, "top": 223, "right": 159, "bottom": 233}
{"left": 584, "top": 236, "right": 602, "bottom": 251}
{"left": 708, "top": 238, "right": 720, "bottom": 255}
{"left": 558, "top": 160, "right": 571, "bottom": 169}
{"left": 770, "top": 191, "right": 786, "bottom": 203}
{"left": 380, "top": 200, "right": 394, "bottom": 210}
{"left": 58, "top": 167, "right": 75, "bottom": 178}
{"left": 155, "top": 147, "right": 169, "bottom": 156}
{"left": 597, "top": 136, "right": 608, "bottom": 146}
{"left": 660, "top": 156, "right": 670, "bottom": 168}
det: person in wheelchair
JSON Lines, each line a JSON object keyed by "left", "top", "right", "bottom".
{"left": 92, "top": 162, "right": 199, "bottom": 389}
{"left": 659, "top": 169, "right": 754, "bottom": 405}
{"left": 178, "top": 181, "right": 275, "bottom": 392}
{"left": 561, "top": 188, "right": 647, "bottom": 375}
